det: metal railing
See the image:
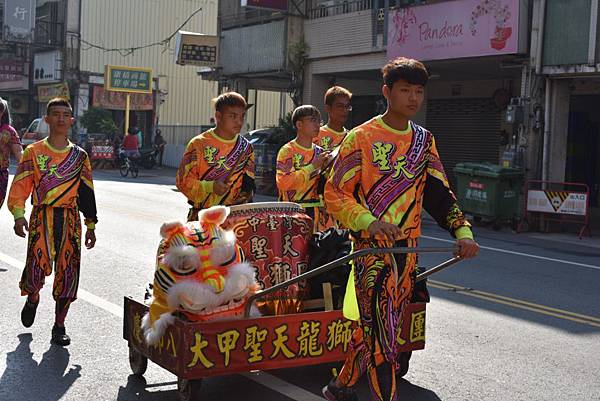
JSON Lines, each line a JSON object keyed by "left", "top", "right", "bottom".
{"left": 308, "top": 0, "right": 372, "bottom": 19}
{"left": 220, "top": 10, "right": 287, "bottom": 30}
{"left": 34, "top": 20, "right": 64, "bottom": 47}
{"left": 244, "top": 246, "right": 462, "bottom": 317}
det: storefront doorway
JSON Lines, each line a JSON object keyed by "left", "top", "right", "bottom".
{"left": 567, "top": 95, "right": 600, "bottom": 209}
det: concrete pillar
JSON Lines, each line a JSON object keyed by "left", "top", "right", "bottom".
{"left": 75, "top": 84, "right": 89, "bottom": 119}
{"left": 303, "top": 63, "right": 329, "bottom": 114}
{"left": 548, "top": 80, "right": 570, "bottom": 182}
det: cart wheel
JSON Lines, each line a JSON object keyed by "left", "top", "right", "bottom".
{"left": 119, "top": 165, "right": 129, "bottom": 177}
{"left": 128, "top": 346, "right": 147, "bottom": 376}
{"left": 131, "top": 167, "right": 139, "bottom": 178}
{"left": 178, "top": 377, "right": 202, "bottom": 401}
{"left": 396, "top": 351, "right": 412, "bottom": 378}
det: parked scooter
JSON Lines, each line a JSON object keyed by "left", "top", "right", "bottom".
{"left": 138, "top": 147, "right": 159, "bottom": 169}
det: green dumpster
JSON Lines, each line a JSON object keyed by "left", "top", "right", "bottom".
{"left": 453, "top": 163, "right": 524, "bottom": 229}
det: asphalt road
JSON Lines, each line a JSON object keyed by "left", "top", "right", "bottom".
{"left": 0, "top": 168, "right": 598, "bottom": 401}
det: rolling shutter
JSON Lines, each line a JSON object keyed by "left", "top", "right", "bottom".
{"left": 426, "top": 98, "right": 501, "bottom": 187}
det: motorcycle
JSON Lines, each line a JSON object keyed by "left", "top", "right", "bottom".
{"left": 138, "top": 147, "right": 159, "bottom": 169}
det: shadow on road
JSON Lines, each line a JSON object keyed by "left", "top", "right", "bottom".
{"left": 116, "top": 375, "right": 179, "bottom": 401}
{"left": 396, "top": 379, "right": 443, "bottom": 401}
{"left": 353, "top": 373, "right": 443, "bottom": 401}
{"left": 0, "top": 333, "right": 81, "bottom": 401}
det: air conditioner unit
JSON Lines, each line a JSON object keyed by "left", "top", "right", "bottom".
{"left": 9, "top": 96, "right": 28, "bottom": 114}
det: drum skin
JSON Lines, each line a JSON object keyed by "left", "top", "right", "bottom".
{"left": 223, "top": 202, "right": 312, "bottom": 315}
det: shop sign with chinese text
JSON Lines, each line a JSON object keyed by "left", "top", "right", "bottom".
{"left": 104, "top": 65, "right": 152, "bottom": 94}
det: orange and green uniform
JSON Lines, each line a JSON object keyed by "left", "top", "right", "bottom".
{"left": 176, "top": 128, "right": 255, "bottom": 221}
{"left": 313, "top": 125, "right": 347, "bottom": 151}
{"left": 324, "top": 116, "right": 472, "bottom": 401}
{"left": 8, "top": 139, "right": 97, "bottom": 312}
{"left": 0, "top": 123, "right": 21, "bottom": 208}
{"left": 276, "top": 140, "right": 333, "bottom": 232}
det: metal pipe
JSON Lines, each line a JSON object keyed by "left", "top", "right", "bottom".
{"left": 415, "top": 256, "right": 462, "bottom": 282}
{"left": 535, "top": 0, "right": 547, "bottom": 74}
{"left": 542, "top": 77, "right": 552, "bottom": 182}
{"left": 243, "top": 246, "right": 458, "bottom": 317}
{"left": 588, "top": 0, "right": 599, "bottom": 65}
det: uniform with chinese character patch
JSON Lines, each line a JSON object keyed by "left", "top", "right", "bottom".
{"left": 7, "top": 139, "right": 97, "bottom": 312}
{"left": 0, "top": 123, "right": 21, "bottom": 208}
{"left": 176, "top": 128, "right": 255, "bottom": 221}
{"left": 324, "top": 116, "right": 472, "bottom": 401}
{"left": 313, "top": 125, "right": 347, "bottom": 152}
{"left": 276, "top": 140, "right": 333, "bottom": 232}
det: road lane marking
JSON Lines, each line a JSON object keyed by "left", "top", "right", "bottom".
{"left": 429, "top": 280, "right": 600, "bottom": 328}
{"left": 421, "top": 235, "right": 600, "bottom": 271}
{"left": 0, "top": 250, "right": 323, "bottom": 400}
{"left": 0, "top": 251, "right": 124, "bottom": 318}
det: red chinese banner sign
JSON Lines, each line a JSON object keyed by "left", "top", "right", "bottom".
{"left": 124, "top": 297, "right": 426, "bottom": 378}
{"left": 0, "top": 59, "right": 28, "bottom": 91}
{"left": 92, "top": 85, "right": 153, "bottom": 111}
{"left": 91, "top": 145, "right": 115, "bottom": 160}
{"left": 0, "top": 59, "right": 25, "bottom": 82}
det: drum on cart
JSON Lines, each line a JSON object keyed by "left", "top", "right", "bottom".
{"left": 223, "top": 202, "right": 312, "bottom": 315}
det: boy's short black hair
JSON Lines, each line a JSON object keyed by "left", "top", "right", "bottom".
{"left": 382, "top": 57, "right": 429, "bottom": 89}
{"left": 324, "top": 86, "right": 353, "bottom": 107}
{"left": 213, "top": 92, "right": 247, "bottom": 112}
{"left": 291, "top": 105, "right": 321, "bottom": 126}
{"left": 46, "top": 97, "right": 73, "bottom": 115}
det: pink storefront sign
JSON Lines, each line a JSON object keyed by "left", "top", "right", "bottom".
{"left": 388, "top": 0, "right": 520, "bottom": 61}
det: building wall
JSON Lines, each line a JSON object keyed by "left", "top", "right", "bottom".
{"left": 303, "top": 52, "right": 387, "bottom": 107}
{"left": 79, "top": 0, "right": 218, "bottom": 127}
{"left": 220, "top": 20, "right": 286, "bottom": 75}
{"left": 305, "top": 10, "right": 377, "bottom": 59}
{"left": 247, "top": 90, "right": 294, "bottom": 130}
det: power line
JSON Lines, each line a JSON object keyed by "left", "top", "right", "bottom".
{"left": 80, "top": 6, "right": 204, "bottom": 56}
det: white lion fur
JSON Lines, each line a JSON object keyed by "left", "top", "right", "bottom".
{"left": 164, "top": 262, "right": 258, "bottom": 316}
{"left": 163, "top": 245, "right": 199, "bottom": 273}
{"left": 222, "top": 262, "right": 257, "bottom": 296}
{"left": 141, "top": 311, "right": 175, "bottom": 346}
{"left": 166, "top": 280, "right": 220, "bottom": 312}
{"left": 141, "top": 262, "right": 261, "bottom": 346}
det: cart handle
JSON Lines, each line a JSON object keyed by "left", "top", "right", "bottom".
{"left": 244, "top": 246, "right": 460, "bottom": 317}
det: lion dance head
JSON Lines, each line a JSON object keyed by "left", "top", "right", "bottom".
{"left": 141, "top": 205, "right": 260, "bottom": 345}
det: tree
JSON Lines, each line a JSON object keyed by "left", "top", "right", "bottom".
{"left": 270, "top": 112, "right": 295, "bottom": 146}
{"left": 79, "top": 107, "right": 117, "bottom": 137}
{"left": 288, "top": 38, "right": 309, "bottom": 107}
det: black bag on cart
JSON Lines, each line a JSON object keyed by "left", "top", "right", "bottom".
{"left": 307, "top": 228, "right": 353, "bottom": 307}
